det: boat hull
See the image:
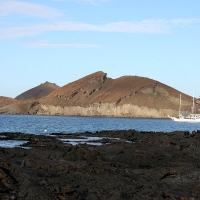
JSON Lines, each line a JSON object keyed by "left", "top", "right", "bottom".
{"left": 169, "top": 116, "right": 200, "bottom": 123}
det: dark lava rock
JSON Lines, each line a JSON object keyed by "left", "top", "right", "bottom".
{"left": 1, "top": 130, "right": 200, "bottom": 199}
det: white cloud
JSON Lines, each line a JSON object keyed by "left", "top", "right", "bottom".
{"left": 75, "top": 0, "right": 110, "bottom": 2}
{"left": 171, "top": 18, "right": 200, "bottom": 26}
{"left": 1, "top": 18, "right": 199, "bottom": 39}
{"left": 0, "top": 1, "right": 61, "bottom": 18}
{"left": 99, "top": 19, "right": 169, "bottom": 34}
{"left": 28, "top": 42, "right": 102, "bottom": 48}
{"left": 0, "top": 20, "right": 169, "bottom": 38}
{"left": 54, "top": 0, "right": 110, "bottom": 4}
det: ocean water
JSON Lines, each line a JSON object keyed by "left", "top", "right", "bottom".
{"left": 1, "top": 114, "right": 200, "bottom": 135}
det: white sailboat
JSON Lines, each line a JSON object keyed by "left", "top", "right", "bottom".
{"left": 169, "top": 93, "right": 200, "bottom": 122}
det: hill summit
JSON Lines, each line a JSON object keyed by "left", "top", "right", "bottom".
{"left": 15, "top": 81, "right": 60, "bottom": 101}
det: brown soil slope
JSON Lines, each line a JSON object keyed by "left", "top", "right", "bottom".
{"left": 15, "top": 81, "right": 60, "bottom": 101}
{"left": 42, "top": 71, "right": 108, "bottom": 106}
{"left": 0, "top": 96, "right": 19, "bottom": 108}
{"left": 41, "top": 71, "right": 193, "bottom": 110}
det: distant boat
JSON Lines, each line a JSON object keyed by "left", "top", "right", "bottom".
{"left": 169, "top": 93, "right": 200, "bottom": 122}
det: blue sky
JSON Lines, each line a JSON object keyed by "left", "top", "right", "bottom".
{"left": 0, "top": 0, "right": 200, "bottom": 98}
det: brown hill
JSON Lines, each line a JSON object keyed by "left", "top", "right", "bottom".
{"left": 41, "top": 71, "right": 191, "bottom": 108}
{"left": 30, "top": 71, "right": 198, "bottom": 117}
{"left": 0, "top": 71, "right": 198, "bottom": 118}
{"left": 15, "top": 81, "right": 60, "bottom": 101}
{"left": 0, "top": 96, "right": 19, "bottom": 108}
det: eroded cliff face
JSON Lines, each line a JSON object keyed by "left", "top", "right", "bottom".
{"left": 26, "top": 103, "right": 177, "bottom": 118}
{"left": 0, "top": 71, "right": 197, "bottom": 118}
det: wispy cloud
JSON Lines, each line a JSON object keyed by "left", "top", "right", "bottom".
{"left": 54, "top": 0, "right": 110, "bottom": 5}
{"left": 0, "top": 1, "right": 61, "bottom": 18}
{"left": 1, "top": 18, "right": 199, "bottom": 39}
{"left": 171, "top": 18, "right": 200, "bottom": 26}
{"left": 27, "top": 42, "right": 102, "bottom": 48}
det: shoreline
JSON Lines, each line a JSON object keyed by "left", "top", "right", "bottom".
{"left": 0, "top": 112, "right": 171, "bottom": 119}
{"left": 1, "top": 130, "right": 200, "bottom": 199}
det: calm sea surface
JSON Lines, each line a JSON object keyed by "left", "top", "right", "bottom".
{"left": 1, "top": 114, "right": 200, "bottom": 135}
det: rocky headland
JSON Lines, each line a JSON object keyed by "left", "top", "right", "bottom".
{"left": 1, "top": 130, "right": 200, "bottom": 199}
{"left": 0, "top": 71, "right": 199, "bottom": 118}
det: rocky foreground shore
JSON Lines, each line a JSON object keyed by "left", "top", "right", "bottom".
{"left": 1, "top": 130, "right": 200, "bottom": 199}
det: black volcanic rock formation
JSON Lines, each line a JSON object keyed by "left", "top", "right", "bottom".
{"left": 1, "top": 130, "right": 200, "bottom": 199}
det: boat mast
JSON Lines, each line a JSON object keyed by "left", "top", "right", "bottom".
{"left": 192, "top": 91, "right": 195, "bottom": 114}
{"left": 179, "top": 94, "right": 181, "bottom": 117}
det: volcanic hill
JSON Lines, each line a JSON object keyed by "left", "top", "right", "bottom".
{"left": 0, "top": 71, "right": 198, "bottom": 118}
{"left": 15, "top": 81, "right": 60, "bottom": 101}
{"left": 0, "top": 96, "right": 19, "bottom": 108}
